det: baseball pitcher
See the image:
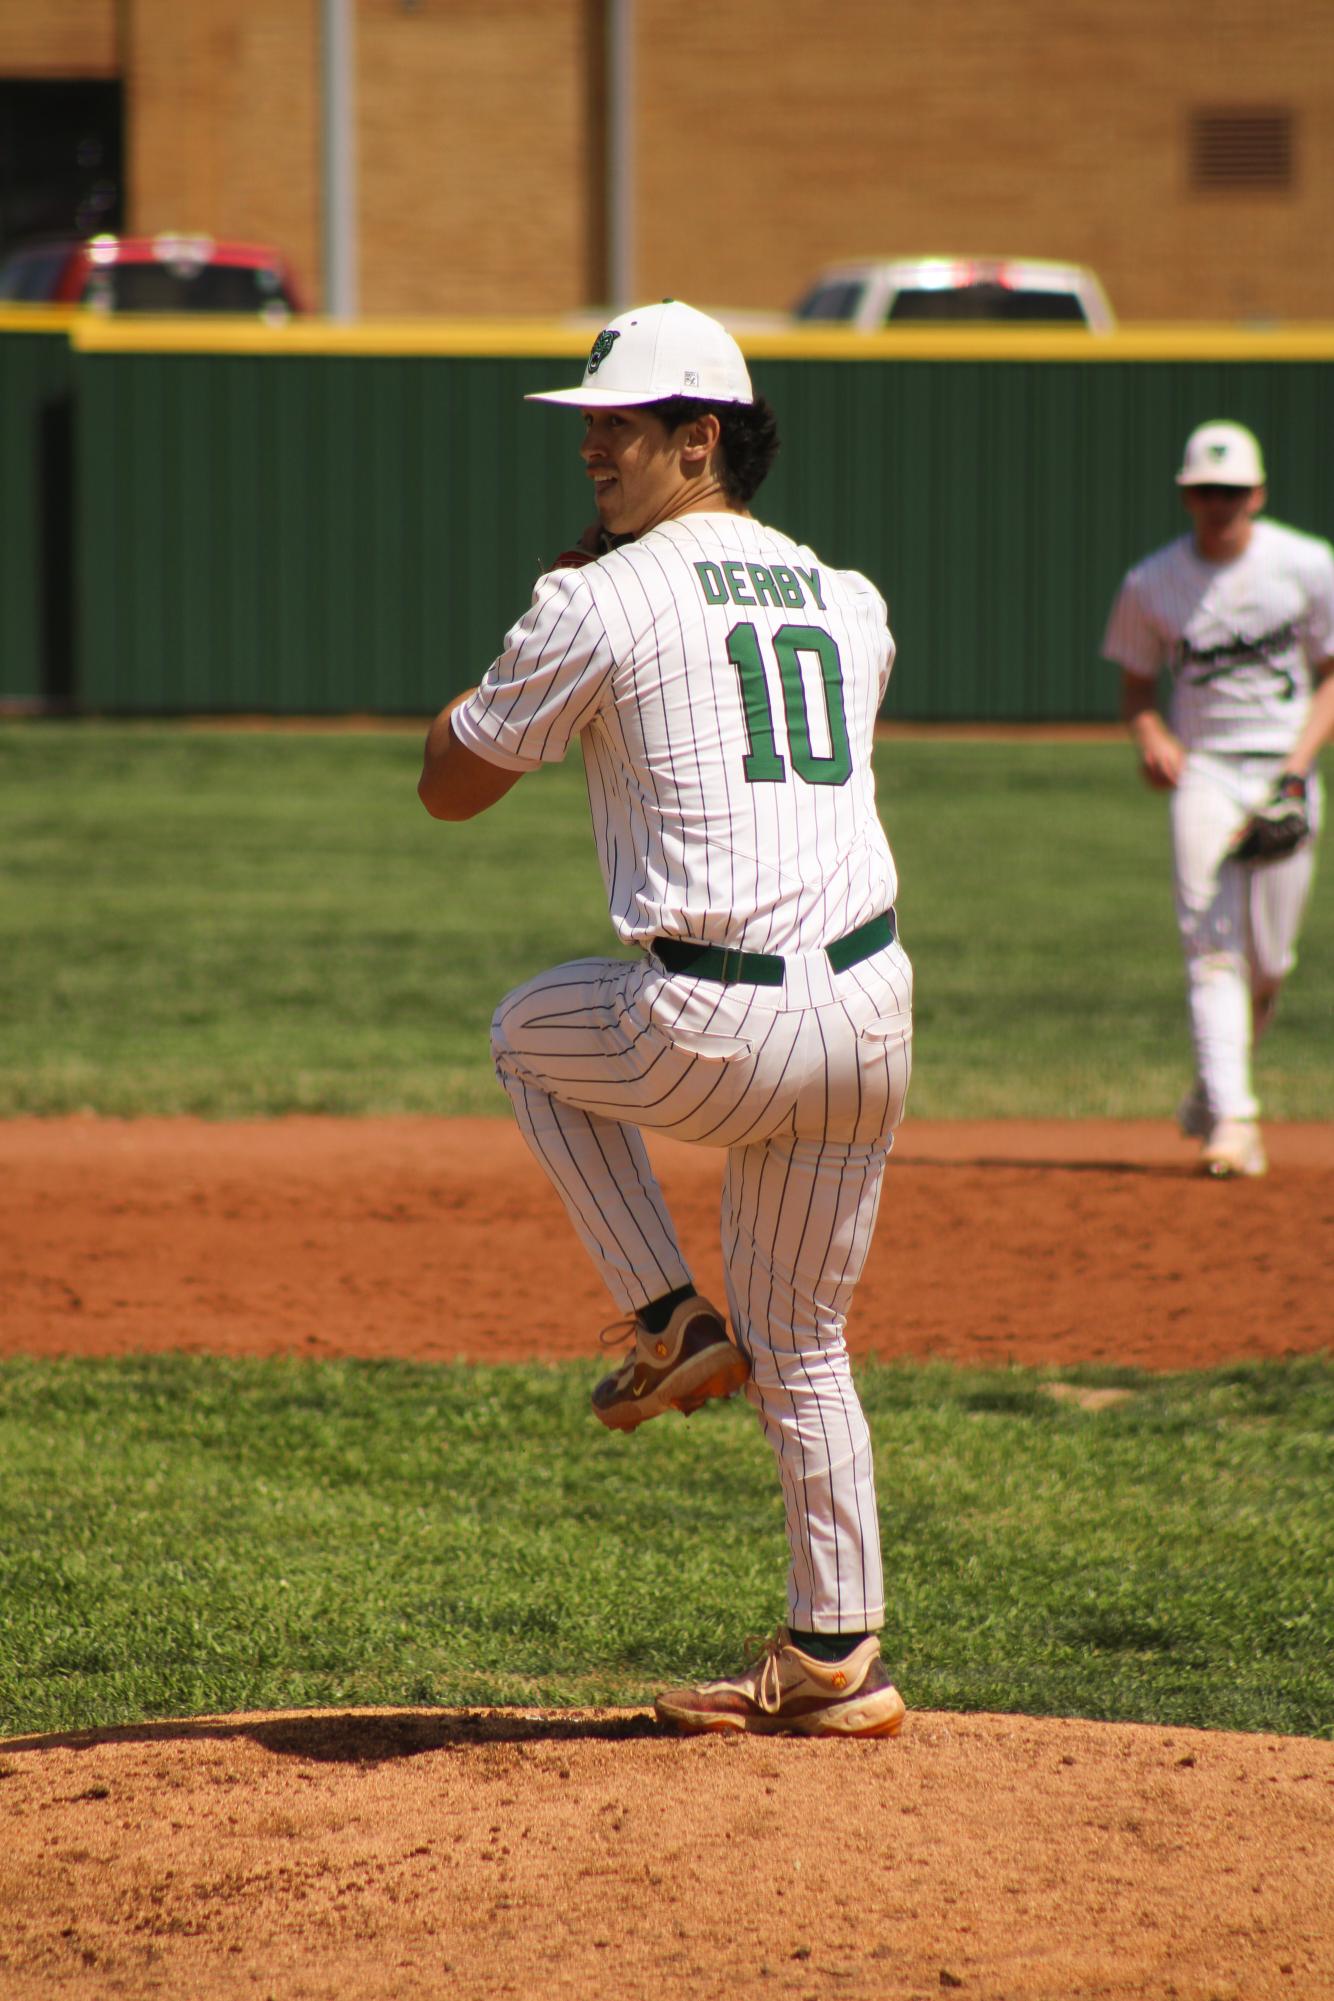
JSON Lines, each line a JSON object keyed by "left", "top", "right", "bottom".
{"left": 1103, "top": 420, "right": 1334, "bottom": 1176}
{"left": 418, "top": 301, "right": 912, "bottom": 1737}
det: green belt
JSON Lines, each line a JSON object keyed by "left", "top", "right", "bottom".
{"left": 651, "top": 909, "right": 896, "bottom": 986}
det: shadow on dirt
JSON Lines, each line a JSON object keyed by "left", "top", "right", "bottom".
{"left": 1, "top": 1707, "right": 670, "bottom": 1763}
{"left": 889, "top": 1157, "right": 1180, "bottom": 1177}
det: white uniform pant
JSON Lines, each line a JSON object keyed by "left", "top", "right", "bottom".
{"left": 1172, "top": 752, "right": 1322, "bottom": 1123}
{"left": 490, "top": 937, "right": 914, "bottom": 1635}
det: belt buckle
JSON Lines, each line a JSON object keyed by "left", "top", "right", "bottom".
{"left": 718, "top": 947, "right": 741, "bottom": 984}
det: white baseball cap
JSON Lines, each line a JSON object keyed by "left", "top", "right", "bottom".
{"left": 526, "top": 300, "right": 754, "bottom": 409}
{"left": 1176, "top": 420, "right": 1266, "bottom": 488}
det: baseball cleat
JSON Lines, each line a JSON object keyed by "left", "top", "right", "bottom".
{"left": 591, "top": 1294, "right": 749, "bottom": 1431}
{"left": 1200, "top": 1118, "right": 1267, "bottom": 1179}
{"left": 1175, "top": 1080, "right": 1211, "bottom": 1141}
{"left": 654, "top": 1629, "right": 906, "bottom": 1738}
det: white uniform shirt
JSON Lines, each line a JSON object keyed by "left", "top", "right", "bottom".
{"left": 452, "top": 512, "right": 898, "bottom": 953}
{"left": 1102, "top": 518, "right": 1334, "bottom": 754}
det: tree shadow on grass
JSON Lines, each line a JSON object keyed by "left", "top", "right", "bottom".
{"left": 0, "top": 1706, "right": 670, "bottom": 1764}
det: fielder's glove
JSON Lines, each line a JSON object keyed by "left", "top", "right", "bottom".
{"left": 545, "top": 524, "right": 633, "bottom": 572}
{"left": 1230, "top": 772, "right": 1311, "bottom": 864}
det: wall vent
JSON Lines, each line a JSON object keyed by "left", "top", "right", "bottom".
{"left": 1190, "top": 108, "right": 1294, "bottom": 192}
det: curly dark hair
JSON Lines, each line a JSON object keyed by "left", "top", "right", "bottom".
{"left": 642, "top": 393, "right": 781, "bottom": 505}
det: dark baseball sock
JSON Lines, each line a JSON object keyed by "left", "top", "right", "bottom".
{"left": 789, "top": 1628, "right": 870, "bottom": 1663}
{"left": 637, "top": 1284, "right": 696, "bottom": 1335}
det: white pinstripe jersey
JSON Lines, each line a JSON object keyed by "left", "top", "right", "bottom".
{"left": 453, "top": 512, "right": 898, "bottom": 954}
{"left": 1102, "top": 518, "right": 1334, "bottom": 754}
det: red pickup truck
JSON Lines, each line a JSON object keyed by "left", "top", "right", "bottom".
{"left": 0, "top": 233, "right": 305, "bottom": 317}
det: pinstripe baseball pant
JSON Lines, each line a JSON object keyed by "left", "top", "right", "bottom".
{"left": 490, "top": 936, "right": 914, "bottom": 1634}
{"left": 1172, "top": 753, "right": 1323, "bottom": 1122}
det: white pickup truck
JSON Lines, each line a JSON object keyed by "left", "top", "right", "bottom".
{"left": 789, "top": 256, "right": 1116, "bottom": 332}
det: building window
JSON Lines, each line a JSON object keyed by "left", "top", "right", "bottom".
{"left": 1189, "top": 108, "right": 1294, "bottom": 193}
{"left": 0, "top": 81, "right": 123, "bottom": 254}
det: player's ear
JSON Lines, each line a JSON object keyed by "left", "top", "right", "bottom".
{"left": 1248, "top": 484, "right": 1267, "bottom": 516}
{"left": 680, "top": 411, "right": 722, "bottom": 465}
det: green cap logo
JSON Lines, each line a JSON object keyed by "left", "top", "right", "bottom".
{"left": 586, "top": 328, "right": 621, "bottom": 376}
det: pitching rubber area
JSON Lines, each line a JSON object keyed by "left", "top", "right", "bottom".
{"left": 655, "top": 1691, "right": 908, "bottom": 1738}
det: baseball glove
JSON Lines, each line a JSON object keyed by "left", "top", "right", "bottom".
{"left": 545, "top": 524, "right": 632, "bottom": 571}
{"left": 1230, "top": 772, "right": 1310, "bottom": 863}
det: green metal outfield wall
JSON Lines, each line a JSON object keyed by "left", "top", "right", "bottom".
{"left": 10, "top": 315, "right": 1334, "bottom": 719}
{"left": 0, "top": 311, "right": 77, "bottom": 706}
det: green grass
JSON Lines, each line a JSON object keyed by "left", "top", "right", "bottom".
{"left": 0, "top": 723, "right": 611, "bottom": 1119}
{"left": 1, "top": 1354, "right": 1330, "bottom": 1740}
{"left": 4, "top": 720, "right": 1332, "bottom": 1118}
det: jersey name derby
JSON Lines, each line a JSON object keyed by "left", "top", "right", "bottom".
{"left": 453, "top": 513, "right": 897, "bottom": 956}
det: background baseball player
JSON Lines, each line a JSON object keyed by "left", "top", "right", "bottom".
{"left": 1103, "top": 420, "right": 1334, "bottom": 1177}
{"left": 418, "top": 301, "right": 912, "bottom": 1737}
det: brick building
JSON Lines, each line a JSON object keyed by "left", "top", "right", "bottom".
{"left": 3, "top": 0, "right": 1332, "bottom": 322}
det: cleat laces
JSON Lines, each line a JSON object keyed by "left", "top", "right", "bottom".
{"left": 742, "top": 1631, "right": 788, "bottom": 1714}
{"left": 598, "top": 1314, "right": 639, "bottom": 1351}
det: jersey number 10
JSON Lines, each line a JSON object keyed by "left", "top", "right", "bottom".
{"left": 727, "top": 621, "right": 853, "bottom": 786}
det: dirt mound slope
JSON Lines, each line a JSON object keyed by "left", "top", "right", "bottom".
{"left": 2, "top": 1705, "right": 1330, "bottom": 2000}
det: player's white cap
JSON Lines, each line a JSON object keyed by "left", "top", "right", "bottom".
{"left": 1176, "top": 420, "right": 1266, "bottom": 487}
{"left": 526, "top": 300, "right": 754, "bottom": 409}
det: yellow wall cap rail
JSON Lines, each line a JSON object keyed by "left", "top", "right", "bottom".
{"left": 55, "top": 313, "right": 1334, "bottom": 363}
{"left": 0, "top": 306, "right": 83, "bottom": 334}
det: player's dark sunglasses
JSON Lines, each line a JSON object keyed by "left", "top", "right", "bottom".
{"left": 1186, "top": 483, "right": 1255, "bottom": 498}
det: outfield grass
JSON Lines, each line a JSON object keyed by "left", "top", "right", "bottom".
{"left": 1, "top": 1354, "right": 1330, "bottom": 1741}
{"left": 4, "top": 721, "right": 1332, "bottom": 1118}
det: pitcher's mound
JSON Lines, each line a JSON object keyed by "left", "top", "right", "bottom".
{"left": 1, "top": 1704, "right": 1330, "bottom": 1998}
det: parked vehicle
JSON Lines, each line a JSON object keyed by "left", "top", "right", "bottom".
{"left": 0, "top": 233, "right": 304, "bottom": 317}
{"left": 791, "top": 257, "right": 1115, "bottom": 332}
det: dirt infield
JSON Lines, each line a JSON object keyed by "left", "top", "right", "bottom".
{"left": 2, "top": 1115, "right": 1332, "bottom": 2000}
{"left": 4, "top": 1114, "right": 1331, "bottom": 1369}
